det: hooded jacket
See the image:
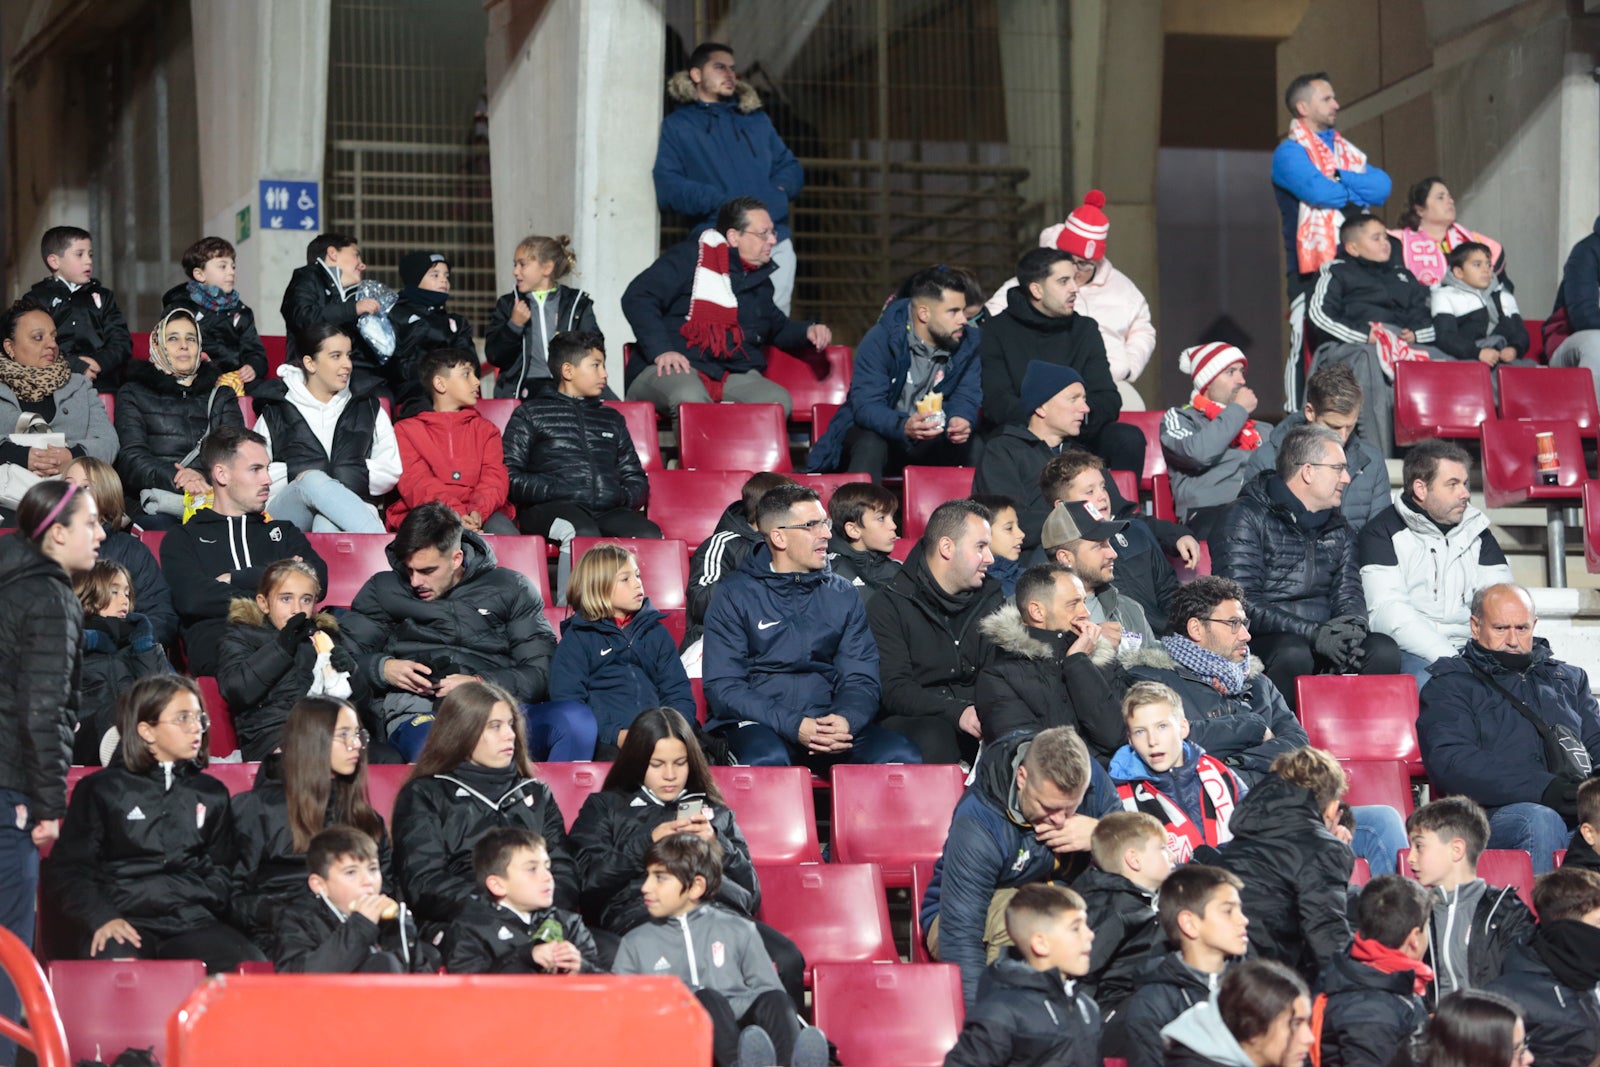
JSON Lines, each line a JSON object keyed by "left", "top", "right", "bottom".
{"left": 1315, "top": 952, "right": 1429, "bottom": 1067}
{"left": 1358, "top": 493, "right": 1512, "bottom": 662}
{"left": 686, "top": 500, "right": 763, "bottom": 629}
{"left": 275, "top": 888, "right": 437, "bottom": 974}
{"left": 1563, "top": 830, "right": 1600, "bottom": 873}
{"left": 972, "top": 425, "right": 1069, "bottom": 553}
{"left": 978, "top": 286, "right": 1121, "bottom": 438}
{"left": 27, "top": 276, "right": 131, "bottom": 380}
{"left": 1417, "top": 638, "right": 1600, "bottom": 810}
{"left": 701, "top": 543, "right": 880, "bottom": 737}
{"left": 441, "top": 894, "right": 600, "bottom": 974}
{"left": 501, "top": 389, "right": 649, "bottom": 514}
{"left": 865, "top": 543, "right": 1005, "bottom": 731}
{"left": 1424, "top": 879, "right": 1534, "bottom": 1006}
{"left": 1107, "top": 952, "right": 1225, "bottom": 1067}
{"left": 1551, "top": 216, "right": 1600, "bottom": 334}
{"left": 807, "top": 297, "right": 983, "bottom": 472}
{"left": 100, "top": 527, "right": 178, "bottom": 649}
{"left": 485, "top": 286, "right": 598, "bottom": 400}
{"left": 0, "top": 533, "right": 82, "bottom": 819}
{"left": 76, "top": 614, "right": 170, "bottom": 764}
{"left": 389, "top": 406, "right": 510, "bottom": 530}
{"left": 1308, "top": 254, "right": 1436, "bottom": 347}
{"left": 113, "top": 359, "right": 245, "bottom": 499}
{"left": 548, "top": 601, "right": 696, "bottom": 747}
{"left": 159, "top": 507, "right": 328, "bottom": 676}
{"left": 1072, "top": 865, "right": 1163, "bottom": 1013}
{"left": 1431, "top": 277, "right": 1529, "bottom": 360}
{"left": 1213, "top": 473, "right": 1365, "bottom": 638}
{"left": 383, "top": 293, "right": 475, "bottom": 411}
{"left": 921, "top": 729, "right": 1122, "bottom": 1007}
{"left": 825, "top": 538, "right": 900, "bottom": 604}
{"left": 253, "top": 366, "right": 402, "bottom": 502}
{"left": 217, "top": 600, "right": 362, "bottom": 761}
{"left": 279, "top": 261, "right": 379, "bottom": 378}
{"left": 1160, "top": 999, "right": 1259, "bottom": 1067}
{"left": 568, "top": 785, "right": 759, "bottom": 936}
{"left": 975, "top": 603, "right": 1123, "bottom": 756}
{"left": 160, "top": 282, "right": 269, "bottom": 382}
{"left": 943, "top": 956, "right": 1103, "bottom": 1067}
{"left": 0, "top": 372, "right": 118, "bottom": 464}
{"left": 1248, "top": 413, "right": 1388, "bottom": 533}
{"left": 1485, "top": 937, "right": 1600, "bottom": 1067}
{"left": 1218, "top": 774, "right": 1354, "bottom": 980}
{"left": 653, "top": 74, "right": 804, "bottom": 242}
{"left": 613, "top": 901, "right": 787, "bottom": 1016}
{"left": 1161, "top": 399, "right": 1257, "bottom": 518}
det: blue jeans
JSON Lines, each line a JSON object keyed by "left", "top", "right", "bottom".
{"left": 388, "top": 699, "right": 597, "bottom": 762}
{"left": 717, "top": 720, "right": 922, "bottom": 768}
{"left": 1398, "top": 651, "right": 1436, "bottom": 691}
{"left": 1351, "top": 804, "right": 1408, "bottom": 876}
{"left": 0, "top": 789, "right": 39, "bottom": 1067}
{"left": 1488, "top": 802, "right": 1570, "bottom": 874}
{"left": 268, "top": 470, "right": 385, "bottom": 533}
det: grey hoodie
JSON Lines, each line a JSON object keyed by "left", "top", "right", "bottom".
{"left": 1430, "top": 878, "right": 1488, "bottom": 999}
{"left": 1160, "top": 999, "right": 1257, "bottom": 1067}
{"left": 611, "top": 901, "right": 784, "bottom": 1016}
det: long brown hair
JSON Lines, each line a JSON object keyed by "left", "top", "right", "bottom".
{"left": 408, "top": 680, "right": 535, "bottom": 781}
{"left": 119, "top": 674, "right": 209, "bottom": 773}
{"left": 603, "top": 707, "right": 722, "bottom": 805}
{"left": 282, "top": 696, "right": 383, "bottom": 852}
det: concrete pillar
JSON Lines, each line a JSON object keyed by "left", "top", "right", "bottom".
{"left": 997, "top": 0, "right": 1072, "bottom": 231}
{"left": 189, "top": 0, "right": 331, "bottom": 338}
{"left": 485, "top": 0, "right": 665, "bottom": 382}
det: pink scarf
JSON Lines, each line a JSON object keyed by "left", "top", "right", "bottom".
{"left": 1393, "top": 225, "right": 1504, "bottom": 288}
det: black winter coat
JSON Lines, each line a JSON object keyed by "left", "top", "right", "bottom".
{"left": 1219, "top": 774, "right": 1354, "bottom": 981}
{"left": 0, "top": 533, "right": 82, "bottom": 820}
{"left": 1423, "top": 880, "right": 1535, "bottom": 1007}
{"left": 279, "top": 262, "right": 380, "bottom": 381}
{"left": 274, "top": 889, "right": 436, "bottom": 973}
{"left": 1485, "top": 936, "right": 1600, "bottom": 1067}
{"left": 1107, "top": 953, "right": 1223, "bottom": 1067}
{"left": 252, "top": 375, "right": 383, "bottom": 499}
{"left": 101, "top": 528, "right": 178, "bottom": 649}
{"left": 442, "top": 895, "right": 601, "bottom": 974}
{"left": 76, "top": 614, "right": 170, "bottom": 765}
{"left": 1072, "top": 865, "right": 1163, "bottom": 1014}
{"left": 1563, "top": 830, "right": 1600, "bottom": 872}
{"left": 217, "top": 602, "right": 363, "bottom": 761}
{"left": 1316, "top": 953, "right": 1429, "bottom": 1067}
{"left": 384, "top": 295, "right": 474, "bottom": 412}
{"left": 43, "top": 761, "right": 235, "bottom": 942}
{"left": 27, "top": 276, "right": 131, "bottom": 381}
{"left": 113, "top": 359, "right": 244, "bottom": 499}
{"left": 485, "top": 286, "right": 598, "bottom": 399}
{"left": 390, "top": 761, "right": 577, "bottom": 925}
{"left": 943, "top": 956, "right": 1103, "bottom": 1067}
{"left": 1213, "top": 473, "right": 1365, "bottom": 639}
{"left": 825, "top": 538, "right": 900, "bottom": 605}
{"left": 978, "top": 286, "right": 1120, "bottom": 437}
{"left": 160, "top": 282, "right": 269, "bottom": 382}
{"left": 1308, "top": 255, "right": 1435, "bottom": 347}
{"left": 501, "top": 390, "right": 648, "bottom": 515}
{"left": 686, "top": 501, "right": 762, "bottom": 629}
{"left": 975, "top": 604, "right": 1125, "bottom": 756}
{"left": 568, "top": 786, "right": 759, "bottom": 935}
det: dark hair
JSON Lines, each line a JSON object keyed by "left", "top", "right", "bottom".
{"left": 1276, "top": 423, "right": 1341, "bottom": 481}
{"left": 548, "top": 330, "right": 606, "bottom": 377}
{"left": 17, "top": 480, "right": 90, "bottom": 546}
{"left": 1423, "top": 990, "right": 1524, "bottom": 1067}
{"left": 603, "top": 707, "right": 724, "bottom": 805}
{"left": 1398, "top": 177, "right": 1447, "bottom": 231}
{"left": 1039, "top": 451, "right": 1106, "bottom": 502}
{"left": 686, "top": 41, "right": 734, "bottom": 69}
{"left": 1579, "top": 777, "right": 1600, "bottom": 829}
{"left": 119, "top": 674, "right": 209, "bottom": 773}
{"left": 1004, "top": 883, "right": 1087, "bottom": 945}
{"left": 1158, "top": 864, "right": 1244, "bottom": 944}
{"left": 306, "top": 232, "right": 358, "bottom": 266}
{"left": 969, "top": 494, "right": 1017, "bottom": 520}
{"left": 74, "top": 560, "right": 133, "bottom": 615}
{"left": 716, "top": 197, "right": 768, "bottom": 235}
{"left": 473, "top": 826, "right": 546, "bottom": 886}
{"left": 306, "top": 825, "right": 379, "bottom": 879}
{"left": 282, "top": 696, "right": 382, "bottom": 853}
{"left": 1304, "top": 363, "right": 1363, "bottom": 415}
{"left": 1015, "top": 562, "right": 1075, "bottom": 619}
{"left": 1016, "top": 247, "right": 1074, "bottom": 291}
{"left": 1284, "top": 72, "right": 1330, "bottom": 116}
{"left": 392, "top": 501, "right": 464, "bottom": 561}
{"left": 198, "top": 424, "right": 268, "bottom": 487}
{"left": 409, "top": 679, "right": 534, "bottom": 781}
{"left": 514, "top": 235, "right": 577, "bottom": 281}
{"left": 1406, "top": 796, "right": 1491, "bottom": 866}
{"left": 1218, "top": 959, "right": 1309, "bottom": 1043}
{"left": 1446, "top": 241, "right": 1492, "bottom": 273}
{"left": 828, "top": 481, "right": 898, "bottom": 533}
{"left": 902, "top": 266, "right": 972, "bottom": 305}
{"left": 1402, "top": 439, "right": 1472, "bottom": 503}
{"left": 182, "top": 236, "right": 236, "bottom": 278}
{"left": 1357, "top": 874, "right": 1432, "bottom": 948}
{"left": 418, "top": 347, "right": 478, "bottom": 394}
{"left": 294, "top": 322, "right": 351, "bottom": 370}
{"left": 41, "top": 226, "right": 91, "bottom": 265}
{"left": 0, "top": 298, "right": 50, "bottom": 347}
{"left": 1168, "top": 575, "right": 1248, "bottom": 633}
{"left": 740, "top": 472, "right": 798, "bottom": 524}
{"left": 1339, "top": 212, "right": 1384, "bottom": 249}
{"left": 922, "top": 498, "right": 993, "bottom": 552}
{"left": 1533, "top": 866, "right": 1600, "bottom": 923}
{"left": 755, "top": 484, "right": 821, "bottom": 532}
{"left": 643, "top": 832, "right": 723, "bottom": 899}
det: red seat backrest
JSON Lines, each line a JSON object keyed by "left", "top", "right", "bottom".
{"left": 475, "top": 398, "right": 519, "bottom": 435}
{"left": 647, "top": 469, "right": 755, "bottom": 550}
{"left": 790, "top": 472, "right": 871, "bottom": 511}
{"left": 813, "top": 962, "right": 964, "bottom": 1067}
{"left": 194, "top": 676, "right": 239, "bottom": 760}
{"left": 677, "top": 402, "right": 792, "bottom": 473}
{"left": 811, "top": 403, "right": 841, "bottom": 444}
{"left": 49, "top": 959, "right": 206, "bottom": 1065}
{"left": 305, "top": 533, "right": 392, "bottom": 609}
{"left": 480, "top": 533, "right": 554, "bottom": 605}
{"left": 568, "top": 537, "right": 690, "bottom": 611}
{"left": 762, "top": 345, "right": 853, "bottom": 419}
{"left": 1297, "top": 674, "right": 1422, "bottom": 775}
{"left": 829, "top": 764, "right": 966, "bottom": 887}
{"left": 756, "top": 863, "right": 899, "bottom": 979}
{"left": 364, "top": 763, "right": 411, "bottom": 826}
{"left": 709, "top": 765, "right": 822, "bottom": 865}
{"left": 1338, "top": 758, "right": 1415, "bottom": 817}
{"left": 532, "top": 762, "right": 612, "bottom": 831}
{"left": 1118, "top": 410, "right": 1168, "bottom": 488}
{"left": 901, "top": 466, "right": 976, "bottom": 541}
{"left": 1479, "top": 417, "right": 1588, "bottom": 508}
{"left": 1394, "top": 361, "right": 1495, "bottom": 444}
{"left": 604, "top": 400, "right": 664, "bottom": 472}
{"left": 1498, "top": 367, "right": 1600, "bottom": 436}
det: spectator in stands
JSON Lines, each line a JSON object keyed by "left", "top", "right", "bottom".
{"left": 339, "top": 503, "right": 574, "bottom": 762}
{"left": 807, "top": 265, "right": 980, "bottom": 480}
{"left": 1404, "top": 797, "right": 1535, "bottom": 1002}
{"left": 1042, "top": 451, "right": 1195, "bottom": 634}
{"left": 1315, "top": 875, "right": 1433, "bottom": 1067}
{"left": 1567, "top": 779, "right": 1600, "bottom": 873}
{"left": 502, "top": 330, "right": 658, "bottom": 546}
{"left": 1073, "top": 811, "right": 1171, "bottom": 1014}
{"left": 280, "top": 232, "right": 382, "bottom": 393}
{"left": 1248, "top": 362, "right": 1388, "bottom": 534}
{"left": 1417, "top": 583, "right": 1600, "bottom": 875}
{"left": 622, "top": 196, "right": 829, "bottom": 416}
{"left": 1486, "top": 867, "right": 1600, "bottom": 1066}
{"left": 568, "top": 706, "right": 805, "bottom": 1007}
{"left": 218, "top": 560, "right": 364, "bottom": 762}
{"left": 44, "top": 674, "right": 266, "bottom": 971}
{"left": 26, "top": 225, "right": 131, "bottom": 387}
{"left": 485, "top": 234, "right": 600, "bottom": 401}
{"left": 942, "top": 884, "right": 1102, "bottom": 1067}
{"left": 1158, "top": 955, "right": 1315, "bottom": 1067}
{"left": 254, "top": 322, "right": 400, "bottom": 534}
{"left": 1547, "top": 215, "right": 1600, "bottom": 406}
{"left": 1359, "top": 440, "right": 1512, "bottom": 686}
{"left": 1431, "top": 242, "right": 1532, "bottom": 366}
{"left": 161, "top": 235, "right": 268, "bottom": 388}
{"left": 824, "top": 481, "right": 901, "bottom": 603}
{"left": 978, "top": 248, "right": 1144, "bottom": 474}
{"left": 230, "top": 695, "right": 388, "bottom": 950}
{"left": 384, "top": 251, "right": 476, "bottom": 415}
{"left": 274, "top": 824, "right": 435, "bottom": 974}
{"left": 1039, "top": 500, "right": 1149, "bottom": 641}
{"left": 389, "top": 348, "right": 515, "bottom": 534}
{"left": 701, "top": 484, "right": 918, "bottom": 767}
{"left": 1426, "top": 991, "right": 1532, "bottom": 1067}
{"left": 160, "top": 425, "right": 328, "bottom": 675}
{"left": 65, "top": 456, "right": 178, "bottom": 648}
{"left": 1219, "top": 747, "right": 1355, "bottom": 981}
{"left": 1161, "top": 342, "right": 1261, "bottom": 539}
{"left": 1107, "top": 864, "right": 1249, "bottom": 1067}
{"left": 654, "top": 43, "right": 805, "bottom": 315}
{"left": 984, "top": 191, "right": 1156, "bottom": 411}
{"left": 864, "top": 498, "right": 1001, "bottom": 764}
{"left": 1213, "top": 424, "right": 1402, "bottom": 708}
{"left": 549, "top": 544, "right": 693, "bottom": 758}
{"left": 973, "top": 361, "right": 1095, "bottom": 553}
{"left": 1307, "top": 214, "right": 1442, "bottom": 453}
{"left": 114, "top": 307, "right": 245, "bottom": 527}
{"left": 685, "top": 471, "right": 796, "bottom": 642}
{"left": 71, "top": 560, "right": 171, "bottom": 765}
{"left": 921, "top": 725, "right": 1120, "bottom": 1007}
{"left": 1391, "top": 177, "right": 1510, "bottom": 289}
{"left": 441, "top": 826, "right": 598, "bottom": 975}
{"left": 1273, "top": 73, "right": 1392, "bottom": 383}
{"left": 976, "top": 562, "right": 1122, "bottom": 757}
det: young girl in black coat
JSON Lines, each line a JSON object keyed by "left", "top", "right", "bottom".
{"left": 43, "top": 674, "right": 265, "bottom": 971}
{"left": 72, "top": 560, "right": 171, "bottom": 765}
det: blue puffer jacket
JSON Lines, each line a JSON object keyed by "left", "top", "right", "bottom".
{"left": 549, "top": 601, "right": 696, "bottom": 747}
{"left": 808, "top": 298, "right": 983, "bottom": 472}
{"left": 701, "top": 544, "right": 880, "bottom": 737}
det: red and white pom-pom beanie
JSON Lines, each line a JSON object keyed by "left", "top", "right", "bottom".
{"left": 679, "top": 230, "right": 744, "bottom": 359}
{"left": 1179, "top": 342, "right": 1248, "bottom": 395}
{"left": 1055, "top": 190, "right": 1111, "bottom": 261}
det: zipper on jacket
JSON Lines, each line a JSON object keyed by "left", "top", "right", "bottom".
{"left": 676, "top": 914, "right": 699, "bottom": 985}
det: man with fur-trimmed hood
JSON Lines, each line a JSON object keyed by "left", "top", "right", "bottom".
{"left": 653, "top": 41, "right": 805, "bottom": 313}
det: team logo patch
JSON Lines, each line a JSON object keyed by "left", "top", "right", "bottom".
{"left": 92, "top": 292, "right": 103, "bottom": 309}
{"left": 126, "top": 807, "right": 145, "bottom": 821}
{"left": 196, "top": 803, "right": 207, "bottom": 829}
{"left": 497, "top": 926, "right": 514, "bottom": 941}
{"left": 712, "top": 941, "right": 726, "bottom": 968}
{"left": 270, "top": 528, "right": 283, "bottom": 542}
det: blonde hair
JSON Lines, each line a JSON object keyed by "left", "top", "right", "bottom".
{"left": 568, "top": 542, "right": 637, "bottom": 621}
{"left": 1122, "top": 680, "right": 1184, "bottom": 724}
{"left": 74, "top": 559, "right": 133, "bottom": 615}
{"left": 1270, "top": 746, "right": 1348, "bottom": 811}
{"left": 64, "top": 456, "right": 126, "bottom": 529}
{"left": 1090, "top": 810, "right": 1166, "bottom": 871}
{"left": 515, "top": 234, "right": 577, "bottom": 282}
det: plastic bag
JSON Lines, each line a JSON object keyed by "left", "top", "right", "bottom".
{"left": 355, "top": 279, "right": 398, "bottom": 360}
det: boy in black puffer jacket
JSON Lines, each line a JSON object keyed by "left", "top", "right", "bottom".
{"left": 825, "top": 481, "right": 901, "bottom": 604}
{"left": 443, "top": 828, "right": 601, "bottom": 974}
{"left": 1315, "top": 875, "right": 1431, "bottom": 1067}
{"left": 1486, "top": 867, "right": 1600, "bottom": 1067}
{"left": 1071, "top": 812, "right": 1171, "bottom": 1016}
{"left": 160, "top": 236, "right": 269, "bottom": 388}
{"left": 384, "top": 251, "right": 476, "bottom": 416}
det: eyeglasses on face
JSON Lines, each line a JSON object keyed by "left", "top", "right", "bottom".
{"left": 334, "top": 728, "right": 371, "bottom": 749}
{"left": 778, "top": 518, "right": 832, "bottom": 534}
{"left": 160, "top": 711, "right": 211, "bottom": 731}
{"left": 1202, "top": 617, "right": 1250, "bottom": 633}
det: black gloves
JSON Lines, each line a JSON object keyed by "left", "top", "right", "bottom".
{"left": 1541, "top": 777, "right": 1581, "bottom": 821}
{"left": 276, "top": 612, "right": 316, "bottom": 651}
{"left": 329, "top": 645, "right": 357, "bottom": 676}
{"left": 1314, "top": 615, "right": 1368, "bottom": 669}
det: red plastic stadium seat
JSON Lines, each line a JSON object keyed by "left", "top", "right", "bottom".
{"left": 101, "top": 393, "right": 114, "bottom": 423}
{"left": 677, "top": 402, "right": 792, "bottom": 473}
{"left": 687, "top": 676, "right": 707, "bottom": 725}
{"left": 238, "top": 396, "right": 255, "bottom": 428}
{"left": 763, "top": 345, "right": 853, "bottom": 422}
{"left": 205, "top": 762, "right": 260, "bottom": 796}
{"left": 543, "top": 605, "right": 570, "bottom": 637}
{"left": 532, "top": 762, "right": 612, "bottom": 832}
{"left": 1476, "top": 850, "right": 1536, "bottom": 911}
{"left": 569, "top": 537, "right": 689, "bottom": 611}
{"left": 648, "top": 469, "right": 754, "bottom": 550}
{"left": 1556, "top": 849, "right": 1568, "bottom": 867}
{"left": 131, "top": 332, "right": 151, "bottom": 360}
{"left": 812, "top": 403, "right": 841, "bottom": 445}
{"left": 261, "top": 335, "right": 288, "bottom": 377}
{"left": 659, "top": 608, "right": 687, "bottom": 645}
{"left": 1584, "top": 481, "right": 1600, "bottom": 574}
{"left": 49, "top": 959, "right": 206, "bottom": 1065}
{"left": 604, "top": 400, "right": 664, "bottom": 472}
{"left": 136, "top": 528, "right": 165, "bottom": 557}
{"left": 475, "top": 397, "right": 518, "bottom": 435}
{"left": 1479, "top": 418, "right": 1588, "bottom": 508}
{"left": 1498, "top": 367, "right": 1600, "bottom": 439}
{"left": 909, "top": 861, "right": 936, "bottom": 963}
{"left": 1394, "top": 361, "right": 1495, "bottom": 444}
{"left": 1119, "top": 410, "right": 1167, "bottom": 486}
{"left": 708, "top": 765, "right": 823, "bottom": 865}
{"left": 193, "top": 676, "right": 239, "bottom": 760}
{"left": 1338, "top": 759, "right": 1415, "bottom": 818}
{"left": 364, "top": 763, "right": 409, "bottom": 825}
{"left": 901, "top": 466, "right": 976, "bottom": 541}
{"left": 305, "top": 533, "right": 391, "bottom": 609}
{"left": 1296, "top": 674, "right": 1423, "bottom": 776}
{"left": 1171, "top": 541, "right": 1211, "bottom": 584}
{"left": 1524, "top": 318, "right": 1547, "bottom": 363}
{"left": 1350, "top": 858, "right": 1372, "bottom": 887}
{"left": 813, "top": 962, "right": 964, "bottom": 1067}
{"left": 756, "top": 863, "right": 898, "bottom": 981}
{"left": 830, "top": 764, "right": 966, "bottom": 888}
{"left": 1110, "top": 469, "right": 1139, "bottom": 506}
{"left": 791, "top": 472, "right": 871, "bottom": 510}
{"left": 480, "top": 534, "right": 553, "bottom": 605}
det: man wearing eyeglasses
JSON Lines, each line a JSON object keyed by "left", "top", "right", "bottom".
{"left": 1211, "top": 423, "right": 1401, "bottom": 712}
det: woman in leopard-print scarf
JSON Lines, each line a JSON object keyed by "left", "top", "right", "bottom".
{"left": 0, "top": 301, "right": 118, "bottom": 498}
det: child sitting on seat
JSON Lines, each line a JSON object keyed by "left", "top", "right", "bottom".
{"left": 442, "top": 827, "right": 600, "bottom": 974}
{"left": 485, "top": 234, "right": 601, "bottom": 400}
{"left": 826, "top": 481, "right": 902, "bottom": 603}
{"left": 72, "top": 560, "right": 171, "bottom": 764}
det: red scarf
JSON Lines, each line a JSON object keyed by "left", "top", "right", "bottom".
{"left": 679, "top": 230, "right": 743, "bottom": 359}
{"left": 1191, "top": 393, "right": 1261, "bottom": 450}
{"left": 1287, "top": 119, "right": 1369, "bottom": 273}
{"left": 1350, "top": 935, "right": 1434, "bottom": 995}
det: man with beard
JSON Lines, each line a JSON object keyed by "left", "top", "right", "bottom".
{"left": 1160, "top": 342, "right": 1262, "bottom": 540}
{"left": 807, "top": 266, "right": 981, "bottom": 480}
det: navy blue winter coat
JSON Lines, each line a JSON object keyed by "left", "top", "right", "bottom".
{"left": 548, "top": 600, "right": 695, "bottom": 747}
{"left": 1552, "top": 216, "right": 1600, "bottom": 333}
